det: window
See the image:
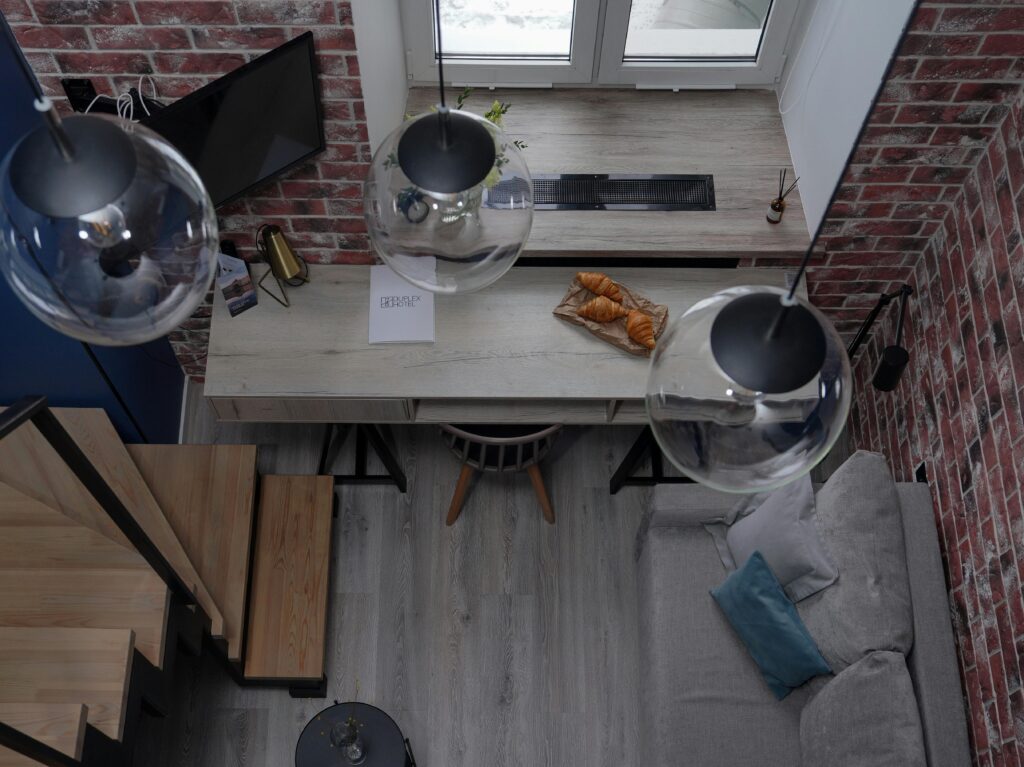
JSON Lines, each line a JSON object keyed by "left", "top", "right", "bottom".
{"left": 401, "top": 0, "right": 799, "bottom": 88}
{"left": 624, "top": 0, "right": 772, "bottom": 60}
{"left": 401, "top": 0, "right": 601, "bottom": 85}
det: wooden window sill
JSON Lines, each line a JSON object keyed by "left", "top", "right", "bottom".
{"left": 405, "top": 87, "right": 810, "bottom": 260}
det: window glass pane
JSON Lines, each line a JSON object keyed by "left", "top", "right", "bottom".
{"left": 624, "top": 0, "right": 772, "bottom": 60}
{"left": 438, "top": 0, "right": 575, "bottom": 59}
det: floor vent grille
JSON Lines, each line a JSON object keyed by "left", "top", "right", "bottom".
{"left": 486, "top": 174, "right": 716, "bottom": 211}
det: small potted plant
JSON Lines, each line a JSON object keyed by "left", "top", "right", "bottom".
{"left": 384, "top": 88, "right": 528, "bottom": 224}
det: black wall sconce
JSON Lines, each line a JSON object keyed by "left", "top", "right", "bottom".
{"left": 847, "top": 284, "right": 913, "bottom": 392}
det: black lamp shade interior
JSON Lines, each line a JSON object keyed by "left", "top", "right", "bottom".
{"left": 8, "top": 115, "right": 136, "bottom": 218}
{"left": 710, "top": 292, "right": 827, "bottom": 394}
{"left": 397, "top": 110, "right": 496, "bottom": 194}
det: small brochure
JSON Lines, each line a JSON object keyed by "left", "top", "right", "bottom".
{"left": 368, "top": 263, "right": 435, "bottom": 344}
{"left": 217, "top": 251, "right": 257, "bottom": 317}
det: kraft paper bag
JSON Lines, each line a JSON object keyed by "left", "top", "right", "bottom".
{"left": 553, "top": 277, "right": 668, "bottom": 357}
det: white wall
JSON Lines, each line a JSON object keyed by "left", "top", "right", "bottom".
{"left": 351, "top": 0, "right": 409, "bottom": 155}
{"left": 779, "top": 0, "right": 916, "bottom": 234}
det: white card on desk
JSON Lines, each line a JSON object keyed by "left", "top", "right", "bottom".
{"left": 368, "top": 263, "right": 435, "bottom": 344}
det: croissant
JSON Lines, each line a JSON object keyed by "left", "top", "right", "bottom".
{"left": 627, "top": 310, "right": 656, "bottom": 349}
{"left": 577, "top": 271, "right": 622, "bottom": 302}
{"left": 577, "top": 295, "right": 630, "bottom": 323}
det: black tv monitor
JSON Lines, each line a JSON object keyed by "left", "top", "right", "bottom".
{"left": 143, "top": 32, "right": 324, "bottom": 208}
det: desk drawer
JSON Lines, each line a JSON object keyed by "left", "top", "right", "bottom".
{"left": 413, "top": 399, "right": 609, "bottom": 424}
{"left": 210, "top": 397, "right": 411, "bottom": 423}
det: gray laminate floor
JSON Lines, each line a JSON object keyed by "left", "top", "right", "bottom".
{"left": 134, "top": 391, "right": 655, "bottom": 767}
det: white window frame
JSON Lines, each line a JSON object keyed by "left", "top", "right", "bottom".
{"left": 598, "top": 0, "right": 799, "bottom": 88}
{"left": 400, "top": 0, "right": 603, "bottom": 86}
{"left": 400, "top": 0, "right": 798, "bottom": 89}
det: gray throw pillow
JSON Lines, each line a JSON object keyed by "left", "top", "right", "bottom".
{"left": 795, "top": 451, "right": 913, "bottom": 671}
{"left": 801, "top": 651, "right": 926, "bottom": 767}
{"left": 706, "top": 476, "right": 838, "bottom": 602}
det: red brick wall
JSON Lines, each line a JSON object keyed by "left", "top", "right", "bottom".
{"left": 748, "top": 1, "right": 1024, "bottom": 343}
{"left": 850, "top": 101, "right": 1024, "bottom": 765}
{"left": 3, "top": 0, "right": 374, "bottom": 379}
{"left": 833, "top": 3, "right": 1024, "bottom": 764}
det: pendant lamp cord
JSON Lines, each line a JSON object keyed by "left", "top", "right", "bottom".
{"left": 434, "top": 0, "right": 446, "bottom": 110}
{"left": 768, "top": 0, "right": 915, "bottom": 342}
{"left": 433, "top": 0, "right": 452, "bottom": 147}
{"left": 784, "top": 246, "right": 813, "bottom": 304}
{"left": 2, "top": 16, "right": 76, "bottom": 160}
{"left": 35, "top": 100, "right": 76, "bottom": 161}
{"left": 766, "top": 243, "right": 814, "bottom": 339}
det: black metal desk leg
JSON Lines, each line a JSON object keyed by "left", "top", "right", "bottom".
{"left": 317, "top": 423, "right": 408, "bottom": 492}
{"left": 609, "top": 425, "right": 695, "bottom": 494}
{"left": 361, "top": 424, "right": 408, "bottom": 493}
{"left": 609, "top": 427, "right": 655, "bottom": 494}
{"left": 318, "top": 423, "right": 344, "bottom": 475}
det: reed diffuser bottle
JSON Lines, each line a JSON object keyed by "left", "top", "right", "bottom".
{"left": 768, "top": 169, "right": 799, "bottom": 224}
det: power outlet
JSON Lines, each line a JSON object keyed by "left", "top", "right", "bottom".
{"left": 60, "top": 78, "right": 118, "bottom": 114}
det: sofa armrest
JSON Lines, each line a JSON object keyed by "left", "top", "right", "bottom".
{"left": 649, "top": 484, "right": 740, "bottom": 529}
{"left": 636, "top": 485, "right": 743, "bottom": 562}
{"left": 897, "top": 483, "right": 972, "bottom": 767}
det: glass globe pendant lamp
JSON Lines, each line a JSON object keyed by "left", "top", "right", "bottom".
{"left": 646, "top": 268, "right": 852, "bottom": 493}
{"left": 0, "top": 90, "right": 217, "bottom": 345}
{"left": 363, "top": 0, "right": 533, "bottom": 294}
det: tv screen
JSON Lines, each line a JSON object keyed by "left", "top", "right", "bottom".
{"left": 143, "top": 32, "right": 324, "bottom": 207}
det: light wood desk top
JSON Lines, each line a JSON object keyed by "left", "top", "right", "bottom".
{"left": 204, "top": 265, "right": 797, "bottom": 424}
{"left": 405, "top": 88, "right": 810, "bottom": 259}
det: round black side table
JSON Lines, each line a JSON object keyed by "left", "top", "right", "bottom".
{"left": 296, "top": 702, "right": 415, "bottom": 767}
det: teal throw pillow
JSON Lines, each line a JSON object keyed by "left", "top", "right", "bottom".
{"left": 710, "top": 550, "right": 831, "bottom": 700}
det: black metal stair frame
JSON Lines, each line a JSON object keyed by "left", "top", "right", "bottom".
{"left": 0, "top": 396, "right": 211, "bottom": 766}
{"left": 0, "top": 722, "right": 79, "bottom": 767}
{"left": 76, "top": 595, "right": 207, "bottom": 767}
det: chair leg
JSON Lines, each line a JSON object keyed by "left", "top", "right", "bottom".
{"left": 527, "top": 464, "right": 555, "bottom": 525}
{"left": 447, "top": 464, "right": 475, "bottom": 526}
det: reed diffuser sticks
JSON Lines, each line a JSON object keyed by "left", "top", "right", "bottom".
{"left": 768, "top": 169, "right": 800, "bottom": 224}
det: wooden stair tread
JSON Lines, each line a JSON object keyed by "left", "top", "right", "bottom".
{"left": 127, "top": 444, "right": 257, "bottom": 662}
{"left": 244, "top": 476, "right": 333, "bottom": 681}
{"left": 0, "top": 569, "right": 169, "bottom": 669}
{"left": 0, "top": 627, "right": 133, "bottom": 742}
{"left": 0, "top": 483, "right": 169, "bottom": 667}
{"left": 0, "top": 409, "right": 225, "bottom": 637}
{"left": 0, "top": 483, "right": 152, "bottom": 571}
{"left": 0, "top": 413, "right": 130, "bottom": 546}
{"left": 51, "top": 410, "right": 225, "bottom": 638}
{"left": 0, "top": 703, "right": 88, "bottom": 764}
{"left": 0, "top": 749, "right": 46, "bottom": 767}
{"left": 0, "top": 484, "right": 78, "bottom": 528}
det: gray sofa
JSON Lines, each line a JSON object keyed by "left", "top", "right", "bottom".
{"left": 637, "top": 480, "right": 971, "bottom": 767}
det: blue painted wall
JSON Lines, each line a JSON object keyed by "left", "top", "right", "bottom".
{"left": 1, "top": 15, "right": 183, "bottom": 443}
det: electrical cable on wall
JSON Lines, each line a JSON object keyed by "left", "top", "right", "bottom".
{"left": 83, "top": 74, "right": 161, "bottom": 120}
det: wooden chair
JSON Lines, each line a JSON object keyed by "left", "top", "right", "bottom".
{"left": 440, "top": 424, "right": 561, "bottom": 526}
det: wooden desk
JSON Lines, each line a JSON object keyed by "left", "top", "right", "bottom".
{"left": 204, "top": 265, "right": 796, "bottom": 425}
